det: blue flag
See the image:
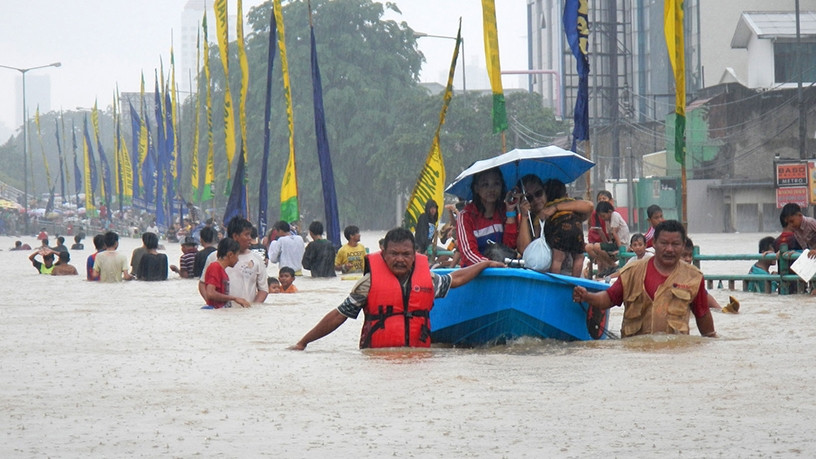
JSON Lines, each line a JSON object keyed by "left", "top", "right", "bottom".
{"left": 96, "top": 129, "right": 113, "bottom": 215}
{"left": 55, "top": 118, "right": 66, "bottom": 203}
{"left": 563, "top": 0, "right": 590, "bottom": 150}
{"left": 258, "top": 7, "right": 278, "bottom": 237}
{"left": 223, "top": 142, "right": 247, "bottom": 225}
{"left": 310, "top": 24, "right": 341, "bottom": 249}
{"left": 164, "top": 89, "right": 175, "bottom": 225}
{"left": 154, "top": 76, "right": 167, "bottom": 228}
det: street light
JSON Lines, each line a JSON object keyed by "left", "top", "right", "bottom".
{"left": 0, "top": 61, "right": 61, "bottom": 234}
{"left": 414, "top": 32, "right": 466, "bottom": 94}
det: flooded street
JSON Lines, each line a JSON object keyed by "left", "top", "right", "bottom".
{"left": 2, "top": 232, "right": 815, "bottom": 457}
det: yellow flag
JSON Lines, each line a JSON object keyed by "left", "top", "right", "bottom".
{"left": 113, "top": 91, "right": 120, "bottom": 197}
{"left": 34, "top": 106, "right": 53, "bottom": 190}
{"left": 91, "top": 100, "right": 106, "bottom": 201}
{"left": 481, "top": 0, "right": 507, "bottom": 134}
{"left": 275, "top": 0, "right": 298, "bottom": 222}
{"left": 404, "top": 22, "right": 461, "bottom": 230}
{"left": 138, "top": 72, "right": 149, "bottom": 191}
{"left": 664, "top": 0, "right": 686, "bottom": 165}
{"left": 116, "top": 87, "right": 134, "bottom": 200}
{"left": 214, "top": 0, "right": 237, "bottom": 175}
{"left": 202, "top": 11, "right": 216, "bottom": 202}
{"left": 237, "top": 0, "right": 250, "bottom": 164}
{"left": 191, "top": 27, "right": 202, "bottom": 201}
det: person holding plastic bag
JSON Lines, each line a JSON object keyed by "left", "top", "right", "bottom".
{"left": 515, "top": 175, "right": 593, "bottom": 276}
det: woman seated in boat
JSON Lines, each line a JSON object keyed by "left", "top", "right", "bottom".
{"left": 516, "top": 176, "right": 593, "bottom": 277}
{"left": 456, "top": 167, "right": 519, "bottom": 267}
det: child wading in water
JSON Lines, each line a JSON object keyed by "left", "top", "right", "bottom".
{"left": 203, "top": 238, "right": 251, "bottom": 309}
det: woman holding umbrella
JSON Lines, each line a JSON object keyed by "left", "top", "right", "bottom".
{"left": 456, "top": 168, "right": 519, "bottom": 266}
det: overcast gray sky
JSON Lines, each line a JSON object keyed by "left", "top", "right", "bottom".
{"left": 0, "top": 0, "right": 527, "bottom": 136}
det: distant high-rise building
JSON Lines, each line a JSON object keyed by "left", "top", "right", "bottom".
{"left": 15, "top": 74, "right": 51, "bottom": 127}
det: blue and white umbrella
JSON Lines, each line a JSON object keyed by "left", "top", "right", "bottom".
{"left": 444, "top": 146, "right": 595, "bottom": 200}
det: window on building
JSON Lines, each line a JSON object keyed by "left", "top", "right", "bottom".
{"left": 775, "top": 41, "right": 816, "bottom": 83}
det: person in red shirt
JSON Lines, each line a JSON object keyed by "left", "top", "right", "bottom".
{"left": 573, "top": 220, "right": 717, "bottom": 338}
{"left": 203, "top": 238, "right": 250, "bottom": 309}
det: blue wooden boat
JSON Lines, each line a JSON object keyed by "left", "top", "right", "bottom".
{"left": 430, "top": 268, "right": 611, "bottom": 346}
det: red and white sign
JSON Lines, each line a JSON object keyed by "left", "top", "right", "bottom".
{"left": 777, "top": 186, "right": 809, "bottom": 208}
{"left": 776, "top": 162, "right": 808, "bottom": 186}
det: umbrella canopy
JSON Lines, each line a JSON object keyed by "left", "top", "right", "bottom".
{"left": 445, "top": 146, "right": 595, "bottom": 200}
{"left": 0, "top": 198, "right": 22, "bottom": 210}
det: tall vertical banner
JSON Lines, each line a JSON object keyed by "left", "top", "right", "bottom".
{"left": 170, "top": 45, "right": 180, "bottom": 185}
{"left": 403, "top": 21, "right": 460, "bottom": 232}
{"left": 154, "top": 74, "right": 167, "bottom": 227}
{"left": 191, "top": 28, "right": 202, "bottom": 203}
{"left": 92, "top": 101, "right": 113, "bottom": 213}
{"left": 34, "top": 107, "right": 53, "bottom": 192}
{"left": 71, "top": 120, "right": 82, "bottom": 208}
{"left": 274, "top": 0, "right": 299, "bottom": 224}
{"left": 237, "top": 0, "right": 250, "bottom": 165}
{"left": 564, "top": 0, "right": 590, "bottom": 151}
{"left": 259, "top": 6, "right": 278, "bottom": 237}
{"left": 128, "top": 101, "right": 142, "bottom": 200}
{"left": 481, "top": 0, "right": 507, "bottom": 135}
{"left": 82, "top": 115, "right": 97, "bottom": 215}
{"left": 201, "top": 12, "right": 216, "bottom": 203}
{"left": 308, "top": 4, "right": 341, "bottom": 249}
{"left": 214, "top": 0, "right": 237, "bottom": 181}
{"left": 665, "top": 0, "right": 686, "bottom": 166}
{"left": 55, "top": 117, "right": 66, "bottom": 203}
{"left": 665, "top": 0, "right": 687, "bottom": 224}
{"left": 117, "top": 89, "right": 134, "bottom": 205}
{"left": 223, "top": 147, "right": 247, "bottom": 224}
{"left": 138, "top": 72, "right": 150, "bottom": 195}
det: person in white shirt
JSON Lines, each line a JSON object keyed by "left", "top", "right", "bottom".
{"left": 268, "top": 220, "right": 305, "bottom": 276}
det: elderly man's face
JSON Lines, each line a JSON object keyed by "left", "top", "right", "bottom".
{"left": 382, "top": 239, "right": 416, "bottom": 279}
{"left": 653, "top": 230, "right": 684, "bottom": 268}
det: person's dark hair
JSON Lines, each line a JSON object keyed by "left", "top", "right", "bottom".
{"left": 629, "top": 233, "right": 646, "bottom": 245}
{"left": 759, "top": 236, "right": 776, "bottom": 253}
{"left": 74, "top": 234, "right": 83, "bottom": 243}
{"left": 14, "top": 240, "right": 22, "bottom": 248}
{"left": 684, "top": 237, "right": 694, "bottom": 251}
{"left": 653, "top": 220, "right": 686, "bottom": 243}
{"left": 382, "top": 227, "right": 415, "bottom": 250}
{"left": 226, "top": 216, "right": 253, "bottom": 239}
{"left": 279, "top": 266, "right": 295, "bottom": 277}
{"left": 56, "top": 236, "right": 65, "bottom": 245}
{"left": 309, "top": 221, "right": 324, "bottom": 235}
{"left": 780, "top": 203, "right": 802, "bottom": 228}
{"left": 424, "top": 200, "right": 439, "bottom": 224}
{"left": 470, "top": 168, "right": 506, "bottom": 215}
{"left": 216, "top": 237, "right": 240, "bottom": 259}
{"left": 143, "top": 231, "right": 159, "bottom": 250}
{"left": 103, "top": 231, "right": 118, "bottom": 249}
{"left": 343, "top": 225, "right": 359, "bottom": 241}
{"left": 273, "top": 220, "right": 291, "bottom": 233}
{"left": 93, "top": 234, "right": 106, "bottom": 250}
{"left": 42, "top": 238, "right": 49, "bottom": 246}
{"left": 597, "top": 190, "right": 613, "bottom": 201}
{"left": 43, "top": 252, "right": 55, "bottom": 260}
{"left": 267, "top": 276, "right": 280, "bottom": 286}
{"left": 647, "top": 204, "right": 663, "bottom": 219}
{"left": 542, "top": 179, "right": 567, "bottom": 201}
{"left": 251, "top": 226, "right": 259, "bottom": 239}
{"left": 58, "top": 251, "right": 70, "bottom": 263}
{"left": 596, "top": 201, "right": 614, "bottom": 213}
{"left": 199, "top": 226, "right": 216, "bottom": 244}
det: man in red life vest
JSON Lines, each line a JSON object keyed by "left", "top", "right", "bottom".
{"left": 290, "top": 227, "right": 504, "bottom": 350}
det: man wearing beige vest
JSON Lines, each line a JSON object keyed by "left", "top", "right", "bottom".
{"left": 572, "top": 220, "right": 717, "bottom": 338}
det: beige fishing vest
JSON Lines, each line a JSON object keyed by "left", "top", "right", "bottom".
{"left": 619, "top": 259, "right": 703, "bottom": 337}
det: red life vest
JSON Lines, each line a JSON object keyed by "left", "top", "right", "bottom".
{"left": 360, "top": 253, "right": 435, "bottom": 349}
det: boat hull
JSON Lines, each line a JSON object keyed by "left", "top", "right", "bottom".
{"left": 430, "top": 268, "right": 611, "bottom": 346}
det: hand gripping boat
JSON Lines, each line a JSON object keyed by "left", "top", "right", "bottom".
{"left": 430, "top": 268, "right": 611, "bottom": 346}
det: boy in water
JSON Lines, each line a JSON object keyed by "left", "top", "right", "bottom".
{"left": 203, "top": 238, "right": 250, "bottom": 309}
{"left": 335, "top": 225, "right": 366, "bottom": 274}
{"left": 644, "top": 204, "right": 664, "bottom": 249}
{"left": 267, "top": 277, "right": 281, "bottom": 294}
{"left": 278, "top": 267, "right": 298, "bottom": 293}
{"left": 747, "top": 236, "right": 778, "bottom": 293}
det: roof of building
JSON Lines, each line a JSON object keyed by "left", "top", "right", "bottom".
{"left": 731, "top": 11, "right": 816, "bottom": 48}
